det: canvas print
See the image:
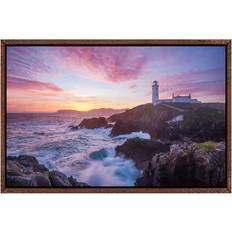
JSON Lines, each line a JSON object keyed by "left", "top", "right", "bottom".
{"left": 4, "top": 44, "right": 228, "bottom": 189}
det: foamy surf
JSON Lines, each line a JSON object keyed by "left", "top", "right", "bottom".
{"left": 7, "top": 113, "right": 151, "bottom": 186}
{"left": 77, "top": 148, "right": 139, "bottom": 186}
{"left": 113, "top": 131, "right": 151, "bottom": 140}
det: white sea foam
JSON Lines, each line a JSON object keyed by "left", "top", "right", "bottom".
{"left": 113, "top": 131, "right": 151, "bottom": 140}
{"left": 7, "top": 113, "right": 143, "bottom": 186}
{"left": 77, "top": 148, "right": 139, "bottom": 186}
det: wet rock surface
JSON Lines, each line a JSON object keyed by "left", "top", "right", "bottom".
{"left": 111, "top": 121, "right": 142, "bottom": 137}
{"left": 135, "top": 142, "right": 226, "bottom": 187}
{"left": 6, "top": 155, "right": 89, "bottom": 187}
{"left": 116, "top": 138, "right": 170, "bottom": 169}
{"left": 78, "top": 117, "right": 109, "bottom": 129}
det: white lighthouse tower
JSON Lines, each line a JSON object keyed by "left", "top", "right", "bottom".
{"left": 152, "top": 80, "right": 159, "bottom": 105}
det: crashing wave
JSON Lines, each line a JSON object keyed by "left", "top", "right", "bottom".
{"left": 77, "top": 148, "right": 140, "bottom": 186}
{"left": 113, "top": 131, "right": 151, "bottom": 140}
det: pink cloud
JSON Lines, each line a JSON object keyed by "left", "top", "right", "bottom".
{"left": 156, "top": 68, "right": 225, "bottom": 102}
{"left": 55, "top": 47, "right": 147, "bottom": 82}
{"left": 158, "top": 67, "right": 224, "bottom": 86}
{"left": 7, "top": 76, "right": 63, "bottom": 92}
{"left": 7, "top": 47, "right": 51, "bottom": 80}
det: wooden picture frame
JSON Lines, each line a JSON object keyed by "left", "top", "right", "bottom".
{"left": 1, "top": 40, "right": 231, "bottom": 193}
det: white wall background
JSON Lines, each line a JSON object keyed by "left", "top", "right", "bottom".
{"left": 0, "top": 1, "right": 231, "bottom": 232}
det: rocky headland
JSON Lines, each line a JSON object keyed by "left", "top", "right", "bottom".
{"left": 69, "top": 102, "right": 225, "bottom": 142}
{"left": 68, "top": 102, "right": 226, "bottom": 187}
{"left": 109, "top": 102, "right": 225, "bottom": 142}
{"left": 6, "top": 155, "right": 89, "bottom": 187}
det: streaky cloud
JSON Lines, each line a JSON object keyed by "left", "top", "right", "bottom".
{"left": 7, "top": 47, "right": 51, "bottom": 80}
{"left": 56, "top": 47, "right": 147, "bottom": 82}
{"left": 7, "top": 76, "right": 63, "bottom": 92}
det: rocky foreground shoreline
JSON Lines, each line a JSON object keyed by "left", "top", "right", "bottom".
{"left": 7, "top": 102, "right": 226, "bottom": 188}
{"left": 7, "top": 139, "right": 226, "bottom": 188}
{"left": 116, "top": 138, "right": 226, "bottom": 187}
{"left": 7, "top": 155, "right": 89, "bottom": 187}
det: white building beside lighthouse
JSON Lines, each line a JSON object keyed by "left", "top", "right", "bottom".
{"left": 152, "top": 80, "right": 201, "bottom": 105}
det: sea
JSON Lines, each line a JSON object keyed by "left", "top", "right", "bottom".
{"left": 7, "top": 113, "right": 151, "bottom": 186}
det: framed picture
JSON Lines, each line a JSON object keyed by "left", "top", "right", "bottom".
{"left": 1, "top": 40, "right": 231, "bottom": 193}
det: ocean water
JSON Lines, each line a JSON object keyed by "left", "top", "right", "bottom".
{"left": 7, "top": 113, "right": 150, "bottom": 186}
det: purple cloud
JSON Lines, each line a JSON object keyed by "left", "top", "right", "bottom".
{"left": 56, "top": 47, "right": 147, "bottom": 82}
{"left": 8, "top": 76, "right": 63, "bottom": 92}
{"left": 7, "top": 47, "right": 51, "bottom": 80}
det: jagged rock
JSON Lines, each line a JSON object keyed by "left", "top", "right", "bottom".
{"left": 6, "top": 155, "right": 89, "bottom": 187}
{"left": 136, "top": 142, "right": 226, "bottom": 187}
{"left": 78, "top": 117, "right": 108, "bottom": 129}
{"left": 68, "top": 176, "right": 89, "bottom": 187}
{"left": 7, "top": 175, "right": 31, "bottom": 187}
{"left": 48, "top": 171, "right": 72, "bottom": 186}
{"left": 8, "top": 155, "right": 48, "bottom": 173}
{"left": 105, "top": 123, "right": 114, "bottom": 128}
{"left": 116, "top": 138, "right": 170, "bottom": 169}
{"left": 30, "top": 175, "right": 52, "bottom": 187}
{"left": 7, "top": 160, "right": 23, "bottom": 176}
{"left": 111, "top": 121, "right": 142, "bottom": 137}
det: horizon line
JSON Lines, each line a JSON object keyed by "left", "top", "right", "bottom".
{"left": 7, "top": 101, "right": 226, "bottom": 114}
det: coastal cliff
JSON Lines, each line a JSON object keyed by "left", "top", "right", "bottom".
{"left": 111, "top": 102, "right": 226, "bottom": 187}
{"left": 66, "top": 102, "right": 226, "bottom": 187}
{"left": 109, "top": 102, "right": 225, "bottom": 142}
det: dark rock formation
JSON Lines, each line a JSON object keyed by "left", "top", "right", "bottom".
{"left": 7, "top": 176, "right": 32, "bottom": 187}
{"left": 136, "top": 142, "right": 226, "bottom": 187}
{"left": 109, "top": 103, "right": 182, "bottom": 139}
{"left": 30, "top": 175, "right": 51, "bottom": 187}
{"left": 111, "top": 121, "right": 141, "bottom": 137}
{"left": 6, "top": 155, "right": 89, "bottom": 187}
{"left": 7, "top": 155, "right": 48, "bottom": 174}
{"left": 105, "top": 123, "right": 114, "bottom": 128}
{"left": 68, "top": 176, "right": 89, "bottom": 187}
{"left": 78, "top": 117, "right": 108, "bottom": 129}
{"left": 49, "top": 171, "right": 72, "bottom": 187}
{"left": 116, "top": 138, "right": 170, "bottom": 169}
{"left": 171, "top": 107, "right": 226, "bottom": 142}
{"left": 109, "top": 103, "right": 225, "bottom": 142}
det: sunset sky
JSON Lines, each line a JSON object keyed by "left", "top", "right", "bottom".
{"left": 7, "top": 46, "right": 226, "bottom": 113}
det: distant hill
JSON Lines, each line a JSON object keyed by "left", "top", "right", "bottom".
{"left": 56, "top": 110, "right": 83, "bottom": 114}
{"left": 56, "top": 108, "right": 128, "bottom": 116}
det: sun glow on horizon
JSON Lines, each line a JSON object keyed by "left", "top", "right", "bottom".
{"left": 7, "top": 46, "right": 226, "bottom": 113}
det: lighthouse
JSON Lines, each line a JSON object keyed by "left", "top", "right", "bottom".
{"left": 152, "top": 80, "right": 159, "bottom": 105}
{"left": 151, "top": 80, "right": 201, "bottom": 105}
